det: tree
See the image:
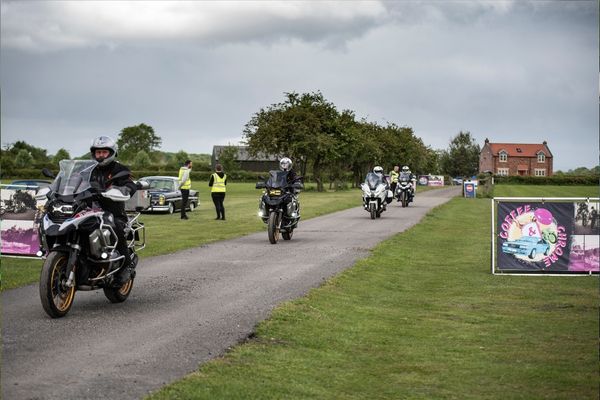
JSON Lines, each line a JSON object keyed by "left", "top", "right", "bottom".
{"left": 440, "top": 131, "right": 480, "bottom": 178}
{"left": 133, "top": 150, "right": 151, "bottom": 169}
{"left": 53, "top": 148, "right": 71, "bottom": 165}
{"left": 15, "top": 149, "right": 34, "bottom": 168}
{"left": 244, "top": 91, "right": 340, "bottom": 191}
{"left": 117, "top": 123, "right": 162, "bottom": 161}
{"left": 218, "top": 145, "right": 240, "bottom": 172}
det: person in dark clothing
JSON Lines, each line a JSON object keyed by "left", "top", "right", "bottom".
{"left": 279, "top": 157, "right": 298, "bottom": 184}
{"left": 89, "top": 136, "right": 138, "bottom": 287}
{"left": 208, "top": 163, "right": 227, "bottom": 220}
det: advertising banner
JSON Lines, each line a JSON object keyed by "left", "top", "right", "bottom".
{"left": 1, "top": 185, "right": 44, "bottom": 257}
{"left": 418, "top": 175, "right": 445, "bottom": 186}
{"left": 494, "top": 199, "right": 599, "bottom": 274}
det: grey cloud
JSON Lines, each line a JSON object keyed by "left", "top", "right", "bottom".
{"left": 0, "top": 1, "right": 387, "bottom": 52}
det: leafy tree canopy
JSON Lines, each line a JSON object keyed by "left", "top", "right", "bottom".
{"left": 440, "top": 131, "right": 480, "bottom": 178}
{"left": 53, "top": 148, "right": 71, "bottom": 165}
{"left": 117, "top": 123, "right": 162, "bottom": 161}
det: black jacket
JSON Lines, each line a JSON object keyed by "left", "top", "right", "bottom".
{"left": 90, "top": 161, "right": 137, "bottom": 220}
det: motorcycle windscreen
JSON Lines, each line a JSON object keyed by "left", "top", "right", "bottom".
{"left": 399, "top": 172, "right": 411, "bottom": 182}
{"left": 365, "top": 173, "right": 383, "bottom": 190}
{"left": 265, "top": 170, "right": 289, "bottom": 189}
{"left": 51, "top": 160, "right": 98, "bottom": 196}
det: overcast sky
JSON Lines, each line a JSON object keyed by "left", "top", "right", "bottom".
{"left": 1, "top": 0, "right": 598, "bottom": 171}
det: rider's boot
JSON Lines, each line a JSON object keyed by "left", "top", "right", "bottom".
{"left": 113, "top": 253, "right": 138, "bottom": 287}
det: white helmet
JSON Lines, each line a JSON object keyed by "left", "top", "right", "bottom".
{"left": 90, "top": 136, "right": 118, "bottom": 166}
{"left": 402, "top": 166, "right": 410, "bottom": 172}
{"left": 373, "top": 166, "right": 384, "bottom": 174}
{"left": 280, "top": 157, "right": 292, "bottom": 171}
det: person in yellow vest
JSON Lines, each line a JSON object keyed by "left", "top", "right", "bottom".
{"left": 389, "top": 165, "right": 400, "bottom": 197}
{"left": 209, "top": 163, "right": 227, "bottom": 220}
{"left": 178, "top": 160, "right": 192, "bottom": 220}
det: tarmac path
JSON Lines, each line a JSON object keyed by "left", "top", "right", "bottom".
{"left": 2, "top": 187, "right": 460, "bottom": 399}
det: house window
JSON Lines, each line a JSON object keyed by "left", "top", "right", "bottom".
{"left": 497, "top": 168, "right": 509, "bottom": 176}
{"left": 499, "top": 151, "right": 507, "bottom": 162}
{"left": 534, "top": 169, "right": 546, "bottom": 176}
{"left": 537, "top": 152, "right": 545, "bottom": 163}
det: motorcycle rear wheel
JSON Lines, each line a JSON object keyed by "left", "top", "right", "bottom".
{"left": 268, "top": 212, "right": 281, "bottom": 244}
{"left": 39, "top": 251, "right": 75, "bottom": 318}
{"left": 103, "top": 278, "right": 134, "bottom": 303}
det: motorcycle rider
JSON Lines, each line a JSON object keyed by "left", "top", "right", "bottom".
{"left": 401, "top": 165, "right": 417, "bottom": 200}
{"left": 89, "top": 136, "right": 138, "bottom": 287}
{"left": 279, "top": 157, "right": 298, "bottom": 184}
{"left": 279, "top": 157, "right": 302, "bottom": 215}
{"left": 372, "top": 166, "right": 392, "bottom": 206}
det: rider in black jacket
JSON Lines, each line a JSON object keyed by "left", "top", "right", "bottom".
{"left": 89, "top": 136, "right": 138, "bottom": 287}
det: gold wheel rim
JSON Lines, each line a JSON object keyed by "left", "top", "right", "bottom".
{"left": 49, "top": 255, "right": 75, "bottom": 312}
{"left": 118, "top": 279, "right": 133, "bottom": 295}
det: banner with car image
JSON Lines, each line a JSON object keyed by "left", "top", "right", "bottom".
{"left": 493, "top": 198, "right": 599, "bottom": 274}
{"left": 1, "top": 184, "right": 44, "bottom": 257}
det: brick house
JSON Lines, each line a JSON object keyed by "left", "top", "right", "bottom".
{"left": 479, "top": 139, "right": 553, "bottom": 176}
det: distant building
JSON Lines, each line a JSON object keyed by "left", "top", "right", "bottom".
{"left": 211, "top": 145, "right": 279, "bottom": 172}
{"left": 479, "top": 139, "right": 553, "bottom": 176}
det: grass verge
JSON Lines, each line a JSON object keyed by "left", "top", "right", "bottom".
{"left": 147, "top": 189, "right": 598, "bottom": 400}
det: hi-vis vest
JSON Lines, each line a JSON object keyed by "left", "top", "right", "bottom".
{"left": 390, "top": 170, "right": 399, "bottom": 183}
{"left": 178, "top": 167, "right": 191, "bottom": 190}
{"left": 211, "top": 173, "right": 226, "bottom": 193}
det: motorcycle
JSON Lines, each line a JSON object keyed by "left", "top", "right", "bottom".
{"left": 395, "top": 172, "right": 414, "bottom": 208}
{"left": 361, "top": 173, "right": 391, "bottom": 219}
{"left": 256, "top": 171, "right": 303, "bottom": 244}
{"left": 36, "top": 160, "right": 147, "bottom": 318}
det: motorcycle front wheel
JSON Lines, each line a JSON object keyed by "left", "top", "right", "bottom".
{"left": 401, "top": 192, "right": 408, "bottom": 208}
{"left": 103, "top": 278, "right": 134, "bottom": 303}
{"left": 370, "top": 204, "right": 376, "bottom": 220}
{"left": 268, "top": 212, "right": 281, "bottom": 244}
{"left": 39, "top": 251, "right": 75, "bottom": 318}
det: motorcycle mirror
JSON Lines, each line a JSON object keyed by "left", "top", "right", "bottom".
{"left": 135, "top": 180, "right": 150, "bottom": 190}
{"left": 258, "top": 175, "right": 265, "bottom": 181}
{"left": 42, "top": 168, "right": 55, "bottom": 179}
{"left": 256, "top": 182, "right": 266, "bottom": 189}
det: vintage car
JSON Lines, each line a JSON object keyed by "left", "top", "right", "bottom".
{"left": 502, "top": 236, "right": 551, "bottom": 259}
{"left": 139, "top": 176, "right": 199, "bottom": 214}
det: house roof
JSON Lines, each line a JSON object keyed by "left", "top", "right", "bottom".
{"left": 212, "top": 145, "right": 279, "bottom": 162}
{"left": 486, "top": 142, "right": 552, "bottom": 158}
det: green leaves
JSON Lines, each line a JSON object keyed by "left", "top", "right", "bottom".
{"left": 244, "top": 92, "right": 436, "bottom": 191}
{"left": 117, "top": 123, "right": 162, "bottom": 162}
{"left": 440, "top": 131, "right": 480, "bottom": 178}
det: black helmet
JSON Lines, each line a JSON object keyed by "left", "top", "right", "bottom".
{"left": 90, "top": 136, "right": 118, "bottom": 166}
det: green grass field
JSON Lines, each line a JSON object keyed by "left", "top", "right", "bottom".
{"left": 146, "top": 184, "right": 599, "bottom": 400}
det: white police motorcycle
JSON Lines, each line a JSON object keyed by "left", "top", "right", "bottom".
{"left": 361, "top": 172, "right": 392, "bottom": 219}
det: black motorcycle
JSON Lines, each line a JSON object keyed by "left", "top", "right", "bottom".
{"left": 256, "top": 171, "right": 303, "bottom": 244}
{"left": 37, "top": 160, "right": 147, "bottom": 318}
{"left": 395, "top": 172, "right": 414, "bottom": 208}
